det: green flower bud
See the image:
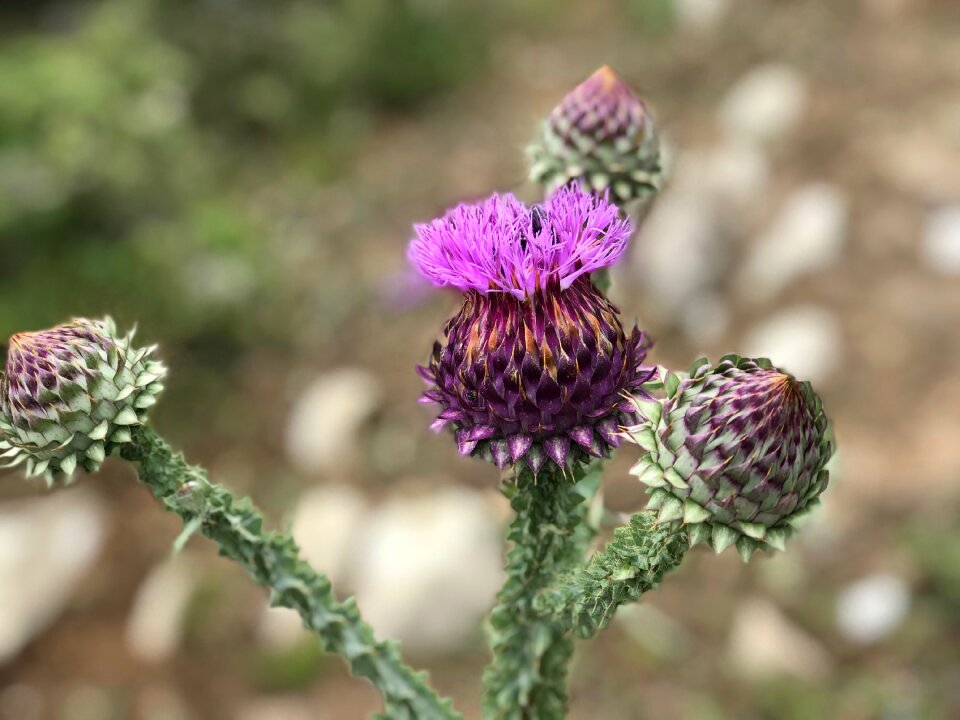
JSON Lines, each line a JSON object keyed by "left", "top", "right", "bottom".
{"left": 626, "top": 356, "right": 833, "bottom": 561}
{"left": 0, "top": 318, "right": 165, "bottom": 482}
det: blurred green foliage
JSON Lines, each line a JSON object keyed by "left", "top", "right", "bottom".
{"left": 0, "top": 0, "right": 491, "bottom": 437}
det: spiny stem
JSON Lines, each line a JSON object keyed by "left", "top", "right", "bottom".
{"left": 535, "top": 512, "right": 689, "bottom": 638}
{"left": 481, "top": 465, "right": 590, "bottom": 720}
{"left": 121, "top": 425, "right": 460, "bottom": 720}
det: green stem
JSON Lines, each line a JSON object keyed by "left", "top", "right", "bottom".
{"left": 535, "top": 512, "right": 689, "bottom": 639}
{"left": 481, "top": 465, "right": 589, "bottom": 720}
{"left": 121, "top": 425, "right": 460, "bottom": 720}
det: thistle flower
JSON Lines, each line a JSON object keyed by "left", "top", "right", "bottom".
{"left": 0, "top": 318, "right": 166, "bottom": 481}
{"left": 528, "top": 66, "right": 661, "bottom": 205}
{"left": 410, "top": 185, "right": 655, "bottom": 473}
{"left": 626, "top": 356, "right": 833, "bottom": 560}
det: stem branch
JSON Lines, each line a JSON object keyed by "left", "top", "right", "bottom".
{"left": 121, "top": 425, "right": 460, "bottom": 720}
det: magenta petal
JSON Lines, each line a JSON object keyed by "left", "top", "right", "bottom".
{"left": 466, "top": 425, "right": 498, "bottom": 442}
{"left": 438, "top": 407, "right": 465, "bottom": 421}
{"left": 416, "top": 365, "right": 434, "bottom": 382}
{"left": 525, "top": 445, "right": 547, "bottom": 475}
{"left": 507, "top": 434, "right": 533, "bottom": 462}
{"left": 456, "top": 430, "right": 479, "bottom": 456}
{"left": 543, "top": 436, "right": 571, "bottom": 468}
{"left": 429, "top": 418, "right": 450, "bottom": 433}
{"left": 596, "top": 417, "right": 620, "bottom": 446}
{"left": 490, "top": 439, "right": 511, "bottom": 469}
{"left": 566, "top": 425, "right": 595, "bottom": 450}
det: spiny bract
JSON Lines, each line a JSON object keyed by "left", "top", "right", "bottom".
{"left": 0, "top": 317, "right": 166, "bottom": 482}
{"left": 528, "top": 65, "right": 661, "bottom": 205}
{"left": 625, "top": 355, "right": 833, "bottom": 561}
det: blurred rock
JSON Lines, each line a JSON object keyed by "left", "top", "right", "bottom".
{"left": 835, "top": 573, "right": 910, "bottom": 644}
{"left": 353, "top": 487, "right": 504, "bottom": 655}
{"left": 238, "top": 699, "right": 316, "bottom": 720}
{"left": 285, "top": 368, "right": 382, "bottom": 476}
{"left": 728, "top": 596, "right": 833, "bottom": 681}
{"left": 0, "top": 489, "right": 106, "bottom": 664}
{"left": 700, "top": 139, "right": 770, "bottom": 211}
{"left": 0, "top": 685, "right": 44, "bottom": 720}
{"left": 259, "top": 485, "right": 368, "bottom": 647}
{"left": 740, "top": 183, "right": 848, "bottom": 302}
{"left": 743, "top": 305, "right": 844, "bottom": 384}
{"left": 126, "top": 555, "right": 200, "bottom": 663}
{"left": 674, "top": 0, "right": 730, "bottom": 33}
{"left": 719, "top": 64, "right": 808, "bottom": 144}
{"left": 634, "top": 183, "right": 725, "bottom": 322}
{"left": 617, "top": 604, "right": 691, "bottom": 661}
{"left": 680, "top": 293, "right": 730, "bottom": 348}
{"left": 922, "top": 205, "right": 960, "bottom": 275}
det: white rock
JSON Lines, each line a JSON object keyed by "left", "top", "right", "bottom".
{"left": 674, "top": 0, "right": 730, "bottom": 34}
{"left": 740, "top": 183, "right": 848, "bottom": 302}
{"left": 680, "top": 292, "right": 731, "bottom": 348}
{"left": 922, "top": 206, "right": 960, "bottom": 275}
{"left": 702, "top": 139, "right": 771, "bottom": 210}
{"left": 719, "top": 64, "right": 808, "bottom": 144}
{"left": 259, "top": 485, "right": 368, "bottom": 647}
{"left": 126, "top": 555, "right": 200, "bottom": 662}
{"left": 285, "top": 368, "right": 382, "bottom": 476}
{"left": 634, "top": 184, "right": 724, "bottom": 321}
{"left": 743, "top": 305, "right": 844, "bottom": 384}
{"left": 0, "top": 489, "right": 106, "bottom": 664}
{"left": 728, "top": 596, "right": 833, "bottom": 681}
{"left": 353, "top": 488, "right": 504, "bottom": 655}
{"left": 238, "top": 698, "right": 316, "bottom": 720}
{"left": 835, "top": 573, "right": 910, "bottom": 644}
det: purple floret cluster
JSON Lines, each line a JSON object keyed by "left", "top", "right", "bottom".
{"left": 408, "top": 185, "right": 632, "bottom": 300}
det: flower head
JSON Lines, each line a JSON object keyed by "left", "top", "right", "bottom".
{"left": 411, "top": 187, "right": 654, "bottom": 473}
{"left": 0, "top": 318, "right": 166, "bottom": 481}
{"left": 528, "top": 66, "right": 661, "bottom": 204}
{"left": 409, "top": 184, "right": 632, "bottom": 300}
{"left": 626, "top": 356, "right": 833, "bottom": 560}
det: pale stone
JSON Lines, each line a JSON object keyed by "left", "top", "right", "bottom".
{"left": 728, "top": 596, "right": 833, "bottom": 681}
{"left": 353, "top": 488, "right": 505, "bottom": 654}
{"left": 0, "top": 489, "right": 106, "bottom": 664}
{"left": 922, "top": 206, "right": 960, "bottom": 275}
{"left": 743, "top": 305, "right": 844, "bottom": 384}
{"left": 674, "top": 0, "right": 730, "bottom": 33}
{"left": 741, "top": 183, "right": 848, "bottom": 302}
{"left": 126, "top": 555, "right": 200, "bottom": 662}
{"left": 719, "top": 64, "right": 808, "bottom": 143}
{"left": 634, "top": 184, "right": 725, "bottom": 321}
{"left": 835, "top": 573, "right": 911, "bottom": 644}
{"left": 285, "top": 368, "right": 382, "bottom": 476}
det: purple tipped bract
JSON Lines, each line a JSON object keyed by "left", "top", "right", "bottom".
{"left": 410, "top": 186, "right": 654, "bottom": 474}
{"left": 408, "top": 185, "right": 632, "bottom": 301}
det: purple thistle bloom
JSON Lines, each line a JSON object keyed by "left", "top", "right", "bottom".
{"left": 409, "top": 185, "right": 632, "bottom": 300}
{"left": 410, "top": 186, "right": 655, "bottom": 473}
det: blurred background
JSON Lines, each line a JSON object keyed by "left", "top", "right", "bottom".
{"left": 1, "top": 0, "right": 959, "bottom": 718}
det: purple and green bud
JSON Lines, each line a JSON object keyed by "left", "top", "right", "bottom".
{"left": 528, "top": 66, "right": 661, "bottom": 205}
{"left": 0, "top": 318, "right": 166, "bottom": 482}
{"left": 626, "top": 356, "right": 833, "bottom": 561}
{"left": 410, "top": 185, "right": 656, "bottom": 473}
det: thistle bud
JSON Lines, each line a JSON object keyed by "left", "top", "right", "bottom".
{"left": 528, "top": 66, "right": 661, "bottom": 205}
{"left": 0, "top": 318, "right": 166, "bottom": 481}
{"left": 626, "top": 356, "right": 833, "bottom": 560}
